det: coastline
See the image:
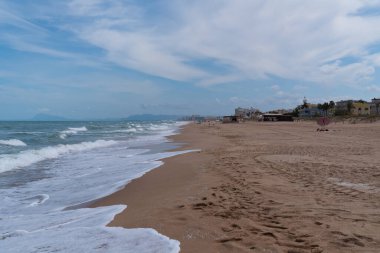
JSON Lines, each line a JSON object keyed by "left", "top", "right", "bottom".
{"left": 92, "top": 121, "right": 380, "bottom": 253}
{"left": 91, "top": 122, "right": 218, "bottom": 252}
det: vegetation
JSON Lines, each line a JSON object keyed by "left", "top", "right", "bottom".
{"left": 302, "top": 97, "right": 309, "bottom": 109}
{"left": 292, "top": 105, "right": 302, "bottom": 117}
{"left": 317, "top": 100, "right": 335, "bottom": 116}
{"left": 347, "top": 101, "right": 354, "bottom": 115}
{"left": 290, "top": 97, "right": 378, "bottom": 118}
{"left": 291, "top": 97, "right": 309, "bottom": 117}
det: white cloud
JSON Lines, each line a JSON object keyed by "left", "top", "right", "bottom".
{"left": 197, "top": 74, "right": 242, "bottom": 87}
{"left": 0, "top": 8, "right": 46, "bottom": 33}
{"left": 63, "top": 0, "right": 380, "bottom": 86}
{"left": 82, "top": 29, "right": 208, "bottom": 81}
{"left": 0, "top": 5, "right": 106, "bottom": 69}
{"left": 366, "top": 84, "right": 380, "bottom": 92}
{"left": 3, "top": 1, "right": 380, "bottom": 87}
{"left": 4, "top": 36, "right": 75, "bottom": 58}
{"left": 264, "top": 84, "right": 303, "bottom": 107}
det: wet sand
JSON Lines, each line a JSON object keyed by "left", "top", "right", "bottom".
{"left": 92, "top": 121, "right": 380, "bottom": 253}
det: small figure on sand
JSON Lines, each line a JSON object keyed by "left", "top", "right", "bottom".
{"left": 317, "top": 117, "right": 330, "bottom": 131}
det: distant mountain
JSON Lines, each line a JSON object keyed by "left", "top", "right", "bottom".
{"left": 126, "top": 114, "right": 182, "bottom": 121}
{"left": 31, "top": 113, "right": 68, "bottom": 121}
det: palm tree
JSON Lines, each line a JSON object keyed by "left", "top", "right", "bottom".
{"left": 301, "top": 97, "right": 309, "bottom": 109}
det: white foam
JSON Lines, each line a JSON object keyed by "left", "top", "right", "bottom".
{"left": 0, "top": 139, "right": 27, "bottom": 147}
{"left": 0, "top": 140, "right": 118, "bottom": 173}
{"left": 0, "top": 147, "right": 192, "bottom": 252}
{"left": 149, "top": 124, "right": 170, "bottom": 131}
{"left": 107, "top": 128, "right": 138, "bottom": 133}
{"left": 148, "top": 122, "right": 188, "bottom": 133}
{"left": 59, "top": 126, "right": 87, "bottom": 139}
{"left": 0, "top": 205, "right": 180, "bottom": 253}
{"left": 0, "top": 121, "right": 190, "bottom": 253}
{"left": 27, "top": 194, "right": 50, "bottom": 207}
{"left": 124, "top": 128, "right": 137, "bottom": 133}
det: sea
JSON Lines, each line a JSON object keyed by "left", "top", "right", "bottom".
{"left": 0, "top": 120, "right": 191, "bottom": 253}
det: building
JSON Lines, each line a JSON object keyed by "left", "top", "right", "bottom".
{"left": 276, "top": 109, "right": 293, "bottom": 115}
{"left": 335, "top": 100, "right": 352, "bottom": 115}
{"left": 351, "top": 101, "right": 370, "bottom": 116}
{"left": 235, "top": 107, "right": 259, "bottom": 119}
{"left": 298, "top": 104, "right": 326, "bottom": 117}
{"left": 334, "top": 100, "right": 372, "bottom": 116}
{"left": 263, "top": 114, "right": 293, "bottom": 121}
{"left": 223, "top": 116, "right": 239, "bottom": 123}
{"left": 267, "top": 109, "right": 293, "bottom": 114}
{"left": 370, "top": 98, "right": 380, "bottom": 116}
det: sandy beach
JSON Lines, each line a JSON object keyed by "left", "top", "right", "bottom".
{"left": 93, "top": 121, "right": 380, "bottom": 253}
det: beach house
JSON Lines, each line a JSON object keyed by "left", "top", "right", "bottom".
{"left": 351, "top": 101, "right": 370, "bottom": 116}
{"left": 335, "top": 100, "right": 352, "bottom": 115}
{"left": 263, "top": 114, "right": 293, "bottom": 121}
{"left": 235, "top": 107, "right": 259, "bottom": 119}
{"left": 298, "top": 104, "right": 325, "bottom": 117}
{"left": 223, "top": 115, "right": 239, "bottom": 123}
{"left": 370, "top": 98, "right": 380, "bottom": 116}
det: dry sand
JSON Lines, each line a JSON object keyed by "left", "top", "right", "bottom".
{"left": 92, "top": 121, "right": 380, "bottom": 253}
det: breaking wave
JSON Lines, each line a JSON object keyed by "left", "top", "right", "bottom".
{"left": 0, "top": 139, "right": 27, "bottom": 147}
{"left": 59, "top": 127, "right": 88, "bottom": 139}
{"left": 0, "top": 140, "right": 118, "bottom": 174}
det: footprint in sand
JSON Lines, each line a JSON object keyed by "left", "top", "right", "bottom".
{"left": 342, "top": 237, "right": 365, "bottom": 247}
{"left": 353, "top": 233, "right": 374, "bottom": 242}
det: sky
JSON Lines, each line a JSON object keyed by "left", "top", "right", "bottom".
{"left": 1, "top": 0, "right": 380, "bottom": 119}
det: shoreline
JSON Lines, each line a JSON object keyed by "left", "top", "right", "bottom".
{"left": 92, "top": 121, "right": 380, "bottom": 253}
{"left": 89, "top": 123, "right": 223, "bottom": 252}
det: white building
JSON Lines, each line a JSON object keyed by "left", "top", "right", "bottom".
{"left": 235, "top": 107, "right": 259, "bottom": 119}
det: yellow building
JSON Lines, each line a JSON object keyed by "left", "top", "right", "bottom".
{"left": 351, "top": 102, "right": 370, "bottom": 116}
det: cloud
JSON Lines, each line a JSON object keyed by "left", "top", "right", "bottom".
{"left": 366, "top": 84, "right": 380, "bottom": 92}
{"left": 0, "top": 8, "right": 46, "bottom": 33}
{"left": 81, "top": 29, "right": 208, "bottom": 81}
{"left": 2, "top": 0, "right": 380, "bottom": 92}
{"left": 263, "top": 84, "right": 304, "bottom": 107}
{"left": 197, "top": 74, "right": 242, "bottom": 87}
{"left": 229, "top": 96, "right": 251, "bottom": 104}
{"left": 61, "top": 0, "right": 380, "bottom": 86}
{"left": 3, "top": 35, "right": 76, "bottom": 58}
{"left": 270, "top": 85, "right": 284, "bottom": 96}
{"left": 3, "top": 1, "right": 380, "bottom": 86}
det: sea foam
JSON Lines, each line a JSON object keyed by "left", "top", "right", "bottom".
{"left": 0, "top": 139, "right": 27, "bottom": 147}
{"left": 59, "top": 126, "right": 87, "bottom": 139}
{"left": 0, "top": 140, "right": 117, "bottom": 174}
{"left": 0, "top": 121, "right": 189, "bottom": 253}
{"left": 27, "top": 194, "right": 50, "bottom": 207}
{"left": 0, "top": 205, "right": 180, "bottom": 253}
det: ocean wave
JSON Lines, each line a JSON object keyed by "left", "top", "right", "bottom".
{"left": 0, "top": 140, "right": 118, "bottom": 174}
{"left": 0, "top": 139, "right": 27, "bottom": 147}
{"left": 106, "top": 128, "right": 138, "bottom": 133}
{"left": 123, "top": 128, "right": 137, "bottom": 133}
{"left": 59, "top": 126, "right": 87, "bottom": 139}
{"left": 148, "top": 125, "right": 170, "bottom": 131}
